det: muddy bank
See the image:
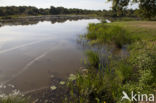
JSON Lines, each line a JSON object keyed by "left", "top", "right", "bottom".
{"left": 26, "top": 76, "right": 68, "bottom": 103}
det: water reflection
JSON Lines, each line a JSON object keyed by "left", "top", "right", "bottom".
{"left": 0, "top": 18, "right": 100, "bottom": 95}
{"left": 0, "top": 15, "right": 93, "bottom": 27}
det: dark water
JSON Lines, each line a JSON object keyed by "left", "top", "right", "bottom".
{"left": 0, "top": 19, "right": 100, "bottom": 96}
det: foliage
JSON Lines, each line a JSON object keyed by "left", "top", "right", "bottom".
{"left": 0, "top": 6, "right": 102, "bottom": 17}
{"left": 99, "top": 9, "right": 137, "bottom": 17}
{"left": 137, "top": 0, "right": 156, "bottom": 19}
{"left": 0, "top": 6, "right": 137, "bottom": 18}
{"left": 0, "top": 96, "right": 29, "bottom": 103}
{"left": 108, "top": 0, "right": 156, "bottom": 19}
{"left": 0, "top": 6, "right": 40, "bottom": 16}
{"left": 86, "top": 51, "right": 100, "bottom": 68}
{"left": 86, "top": 23, "right": 134, "bottom": 48}
{"left": 65, "top": 22, "right": 156, "bottom": 103}
{"left": 128, "top": 41, "right": 156, "bottom": 88}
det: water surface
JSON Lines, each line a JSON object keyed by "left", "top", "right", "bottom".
{"left": 0, "top": 19, "right": 99, "bottom": 94}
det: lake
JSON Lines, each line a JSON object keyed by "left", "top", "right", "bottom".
{"left": 0, "top": 18, "right": 99, "bottom": 96}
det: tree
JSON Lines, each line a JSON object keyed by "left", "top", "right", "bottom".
{"left": 19, "top": 6, "right": 26, "bottom": 14}
{"left": 109, "top": 0, "right": 156, "bottom": 19}
{"left": 50, "top": 6, "right": 58, "bottom": 15}
{"left": 137, "top": 0, "right": 156, "bottom": 19}
{"left": 0, "top": 8, "right": 4, "bottom": 16}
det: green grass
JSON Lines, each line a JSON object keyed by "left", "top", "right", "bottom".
{"left": 65, "top": 21, "right": 156, "bottom": 103}
{"left": 86, "top": 51, "right": 99, "bottom": 68}
{"left": 0, "top": 96, "right": 29, "bottom": 103}
{"left": 86, "top": 23, "right": 136, "bottom": 48}
{"left": 111, "top": 21, "right": 156, "bottom": 40}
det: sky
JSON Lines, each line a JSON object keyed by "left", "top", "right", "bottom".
{"left": 0, "top": 0, "right": 137, "bottom": 10}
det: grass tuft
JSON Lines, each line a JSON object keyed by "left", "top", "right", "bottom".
{"left": 86, "top": 23, "right": 135, "bottom": 48}
{"left": 0, "top": 96, "right": 29, "bottom": 103}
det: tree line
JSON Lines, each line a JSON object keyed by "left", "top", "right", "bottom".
{"left": 0, "top": 6, "right": 136, "bottom": 17}
{"left": 0, "top": 6, "right": 100, "bottom": 16}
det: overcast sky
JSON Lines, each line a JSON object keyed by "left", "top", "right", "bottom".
{"left": 0, "top": 0, "right": 137, "bottom": 10}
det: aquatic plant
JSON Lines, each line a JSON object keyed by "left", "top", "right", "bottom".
{"left": 65, "top": 21, "right": 156, "bottom": 103}
{"left": 0, "top": 96, "right": 29, "bottom": 103}
{"left": 86, "top": 23, "right": 134, "bottom": 48}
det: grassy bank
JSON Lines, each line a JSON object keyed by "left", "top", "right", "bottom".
{"left": 65, "top": 21, "right": 156, "bottom": 103}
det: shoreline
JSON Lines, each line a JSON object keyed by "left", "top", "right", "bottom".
{"left": 0, "top": 15, "right": 96, "bottom": 21}
{"left": 0, "top": 15, "right": 98, "bottom": 27}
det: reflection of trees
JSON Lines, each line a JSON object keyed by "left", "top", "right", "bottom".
{"left": 50, "top": 17, "right": 86, "bottom": 24}
{"left": 50, "top": 18, "right": 67, "bottom": 24}
{"left": 0, "top": 20, "right": 39, "bottom": 26}
{"left": 0, "top": 16, "right": 92, "bottom": 27}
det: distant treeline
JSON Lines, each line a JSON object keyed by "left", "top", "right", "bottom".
{"left": 0, "top": 6, "right": 137, "bottom": 17}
